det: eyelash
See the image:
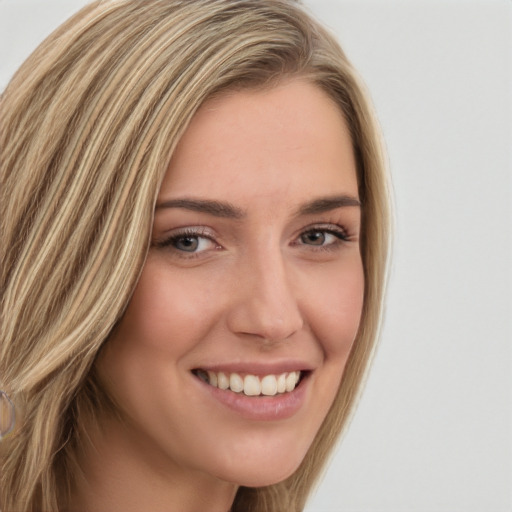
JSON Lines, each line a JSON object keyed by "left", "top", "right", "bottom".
{"left": 155, "top": 224, "right": 350, "bottom": 258}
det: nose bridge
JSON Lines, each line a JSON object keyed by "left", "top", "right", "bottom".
{"left": 227, "top": 239, "right": 303, "bottom": 342}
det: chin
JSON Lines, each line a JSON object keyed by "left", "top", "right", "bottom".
{"left": 208, "top": 437, "right": 309, "bottom": 488}
{"left": 225, "top": 462, "right": 301, "bottom": 488}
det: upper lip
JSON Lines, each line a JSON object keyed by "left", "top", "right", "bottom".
{"left": 192, "top": 360, "right": 315, "bottom": 375}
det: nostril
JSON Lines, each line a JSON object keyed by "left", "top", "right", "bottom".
{"left": 225, "top": 261, "right": 304, "bottom": 342}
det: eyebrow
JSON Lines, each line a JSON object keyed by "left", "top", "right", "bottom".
{"left": 155, "top": 194, "right": 361, "bottom": 218}
{"left": 155, "top": 198, "right": 246, "bottom": 219}
{"left": 296, "top": 195, "right": 361, "bottom": 215}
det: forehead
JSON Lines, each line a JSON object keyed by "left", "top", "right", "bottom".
{"left": 159, "top": 79, "right": 358, "bottom": 203}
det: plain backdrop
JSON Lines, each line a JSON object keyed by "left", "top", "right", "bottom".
{"left": 1, "top": 1, "right": 511, "bottom": 511}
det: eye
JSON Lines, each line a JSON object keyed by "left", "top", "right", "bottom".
{"left": 297, "top": 226, "right": 348, "bottom": 248}
{"left": 155, "top": 228, "right": 219, "bottom": 255}
{"left": 172, "top": 234, "right": 214, "bottom": 253}
{"left": 301, "top": 230, "right": 329, "bottom": 246}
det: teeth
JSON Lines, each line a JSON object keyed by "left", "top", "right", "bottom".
{"left": 207, "top": 371, "right": 218, "bottom": 387}
{"left": 261, "top": 375, "right": 278, "bottom": 396}
{"left": 229, "top": 373, "right": 244, "bottom": 393}
{"left": 285, "top": 372, "right": 297, "bottom": 392}
{"left": 244, "top": 375, "right": 261, "bottom": 396}
{"left": 196, "top": 370, "right": 302, "bottom": 396}
{"left": 217, "top": 372, "right": 229, "bottom": 390}
{"left": 276, "top": 373, "right": 287, "bottom": 393}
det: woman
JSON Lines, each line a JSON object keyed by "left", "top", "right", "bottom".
{"left": 0, "top": 1, "right": 390, "bottom": 511}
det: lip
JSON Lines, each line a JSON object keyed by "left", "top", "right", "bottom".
{"left": 192, "top": 369, "right": 311, "bottom": 421}
{"left": 193, "top": 360, "right": 315, "bottom": 376}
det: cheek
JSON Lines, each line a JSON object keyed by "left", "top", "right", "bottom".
{"left": 303, "top": 257, "right": 365, "bottom": 358}
{"left": 115, "top": 259, "right": 219, "bottom": 356}
{"left": 95, "top": 259, "right": 221, "bottom": 426}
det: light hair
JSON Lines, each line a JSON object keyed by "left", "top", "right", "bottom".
{"left": 0, "top": 1, "right": 390, "bottom": 510}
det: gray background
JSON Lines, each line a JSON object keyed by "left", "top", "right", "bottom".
{"left": 1, "top": 1, "right": 510, "bottom": 511}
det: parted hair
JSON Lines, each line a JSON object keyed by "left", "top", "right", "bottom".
{"left": 0, "top": 1, "right": 390, "bottom": 510}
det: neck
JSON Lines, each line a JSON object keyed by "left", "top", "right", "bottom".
{"left": 66, "top": 415, "right": 237, "bottom": 512}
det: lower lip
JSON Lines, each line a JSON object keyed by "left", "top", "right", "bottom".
{"left": 195, "top": 375, "right": 310, "bottom": 421}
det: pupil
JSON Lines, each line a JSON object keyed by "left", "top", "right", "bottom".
{"left": 176, "top": 236, "right": 198, "bottom": 251}
{"left": 303, "top": 231, "right": 325, "bottom": 245}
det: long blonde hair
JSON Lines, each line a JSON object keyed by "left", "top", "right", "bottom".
{"left": 0, "top": 1, "right": 390, "bottom": 510}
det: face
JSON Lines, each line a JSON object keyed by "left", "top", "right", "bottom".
{"left": 98, "top": 80, "right": 364, "bottom": 488}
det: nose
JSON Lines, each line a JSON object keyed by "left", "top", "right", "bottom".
{"left": 226, "top": 248, "right": 304, "bottom": 343}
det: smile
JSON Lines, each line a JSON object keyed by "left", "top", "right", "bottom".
{"left": 193, "top": 369, "right": 302, "bottom": 396}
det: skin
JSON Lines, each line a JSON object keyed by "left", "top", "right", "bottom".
{"left": 72, "top": 79, "right": 364, "bottom": 512}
